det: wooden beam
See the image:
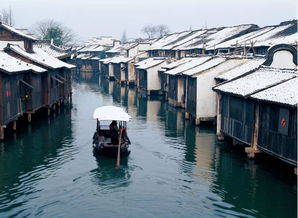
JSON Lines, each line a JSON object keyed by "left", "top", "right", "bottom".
{"left": 216, "top": 93, "right": 224, "bottom": 140}
{"left": 245, "top": 102, "right": 261, "bottom": 158}
{"left": 13, "top": 120, "right": 17, "bottom": 131}
{"left": 0, "top": 126, "right": 5, "bottom": 140}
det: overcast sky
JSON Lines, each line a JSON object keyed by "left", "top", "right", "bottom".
{"left": 1, "top": 0, "right": 297, "bottom": 42}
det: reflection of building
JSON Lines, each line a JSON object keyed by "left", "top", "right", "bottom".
{"left": 194, "top": 127, "right": 217, "bottom": 179}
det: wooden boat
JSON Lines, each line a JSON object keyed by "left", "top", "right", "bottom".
{"left": 92, "top": 105, "right": 131, "bottom": 157}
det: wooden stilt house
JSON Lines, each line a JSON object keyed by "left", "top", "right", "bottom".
{"left": 4, "top": 44, "right": 74, "bottom": 108}
{"left": 162, "top": 57, "right": 211, "bottom": 108}
{"left": 135, "top": 58, "right": 167, "bottom": 95}
{"left": 0, "top": 51, "right": 46, "bottom": 138}
{"left": 213, "top": 44, "right": 297, "bottom": 166}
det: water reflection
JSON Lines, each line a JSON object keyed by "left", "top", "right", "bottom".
{"left": 0, "top": 73, "right": 295, "bottom": 218}
{"left": 90, "top": 157, "right": 131, "bottom": 193}
{"left": 0, "top": 108, "right": 74, "bottom": 215}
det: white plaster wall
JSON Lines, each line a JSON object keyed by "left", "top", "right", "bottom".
{"left": 177, "top": 77, "right": 184, "bottom": 104}
{"left": 128, "top": 46, "right": 138, "bottom": 57}
{"left": 196, "top": 71, "right": 219, "bottom": 119}
{"left": 128, "top": 62, "right": 136, "bottom": 81}
{"left": 195, "top": 59, "right": 248, "bottom": 120}
{"left": 270, "top": 50, "right": 297, "bottom": 68}
{"left": 147, "top": 62, "right": 167, "bottom": 91}
{"left": 108, "top": 63, "right": 114, "bottom": 77}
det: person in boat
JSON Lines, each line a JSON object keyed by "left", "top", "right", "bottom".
{"left": 121, "top": 128, "right": 131, "bottom": 144}
{"left": 109, "top": 120, "right": 119, "bottom": 145}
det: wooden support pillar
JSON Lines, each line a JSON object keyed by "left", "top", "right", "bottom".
{"left": 28, "top": 113, "right": 32, "bottom": 123}
{"left": 245, "top": 103, "right": 261, "bottom": 158}
{"left": 0, "top": 126, "right": 5, "bottom": 140}
{"left": 216, "top": 93, "right": 224, "bottom": 141}
{"left": 294, "top": 168, "right": 297, "bottom": 175}
{"left": 185, "top": 112, "right": 190, "bottom": 120}
{"left": 47, "top": 108, "right": 51, "bottom": 116}
{"left": 53, "top": 104, "right": 56, "bottom": 111}
{"left": 13, "top": 121, "right": 17, "bottom": 131}
{"left": 58, "top": 100, "right": 61, "bottom": 107}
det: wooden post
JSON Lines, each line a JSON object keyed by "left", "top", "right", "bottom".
{"left": 216, "top": 93, "right": 224, "bottom": 140}
{"left": 47, "top": 108, "right": 51, "bottom": 116}
{"left": 245, "top": 103, "right": 261, "bottom": 158}
{"left": 13, "top": 121, "right": 17, "bottom": 131}
{"left": 294, "top": 168, "right": 297, "bottom": 175}
{"left": 0, "top": 126, "right": 5, "bottom": 140}
{"left": 185, "top": 112, "right": 190, "bottom": 120}
{"left": 28, "top": 113, "right": 32, "bottom": 123}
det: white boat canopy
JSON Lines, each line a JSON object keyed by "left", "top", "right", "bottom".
{"left": 93, "top": 105, "right": 131, "bottom": 122}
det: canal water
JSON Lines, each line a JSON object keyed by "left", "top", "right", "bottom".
{"left": 0, "top": 72, "right": 296, "bottom": 217}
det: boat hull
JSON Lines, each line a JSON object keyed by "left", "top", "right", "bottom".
{"left": 93, "top": 144, "right": 130, "bottom": 157}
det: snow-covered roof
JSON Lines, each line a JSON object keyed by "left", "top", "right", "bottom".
{"left": 147, "top": 31, "right": 191, "bottom": 50}
{"left": 215, "top": 58, "right": 266, "bottom": 81}
{"left": 0, "top": 50, "right": 46, "bottom": 73}
{"left": 213, "top": 21, "right": 297, "bottom": 49}
{"left": 162, "top": 30, "right": 207, "bottom": 50}
{"left": 0, "top": 41, "right": 23, "bottom": 50}
{"left": 109, "top": 56, "right": 133, "bottom": 64}
{"left": 250, "top": 77, "right": 298, "bottom": 106}
{"left": 0, "top": 23, "right": 37, "bottom": 40}
{"left": 7, "top": 44, "right": 75, "bottom": 69}
{"left": 213, "top": 66, "right": 297, "bottom": 97}
{"left": 165, "top": 56, "right": 211, "bottom": 75}
{"left": 175, "top": 24, "right": 256, "bottom": 50}
{"left": 93, "top": 105, "right": 131, "bottom": 121}
{"left": 99, "top": 57, "right": 114, "bottom": 64}
{"left": 161, "top": 58, "right": 195, "bottom": 70}
{"left": 135, "top": 58, "right": 166, "bottom": 70}
{"left": 190, "top": 58, "right": 249, "bottom": 77}
{"left": 34, "top": 42, "right": 70, "bottom": 59}
{"left": 182, "top": 57, "right": 226, "bottom": 76}
{"left": 79, "top": 44, "right": 106, "bottom": 52}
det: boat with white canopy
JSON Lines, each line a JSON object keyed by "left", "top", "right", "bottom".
{"left": 92, "top": 105, "right": 132, "bottom": 158}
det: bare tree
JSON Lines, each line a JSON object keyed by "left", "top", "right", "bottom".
{"left": 141, "top": 24, "right": 170, "bottom": 39}
{"left": 0, "top": 7, "right": 14, "bottom": 26}
{"left": 156, "top": 24, "right": 170, "bottom": 38}
{"left": 32, "top": 20, "right": 75, "bottom": 47}
{"left": 141, "top": 25, "right": 157, "bottom": 39}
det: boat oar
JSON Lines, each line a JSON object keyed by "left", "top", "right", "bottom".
{"left": 116, "top": 128, "right": 123, "bottom": 168}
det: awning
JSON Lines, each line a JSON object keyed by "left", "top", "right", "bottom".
{"left": 93, "top": 105, "right": 131, "bottom": 121}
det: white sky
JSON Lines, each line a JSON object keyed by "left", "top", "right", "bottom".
{"left": 1, "top": 0, "right": 297, "bottom": 42}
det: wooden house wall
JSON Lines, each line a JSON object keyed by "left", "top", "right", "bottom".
{"left": 137, "top": 69, "right": 147, "bottom": 90}
{"left": 0, "top": 73, "right": 23, "bottom": 125}
{"left": 186, "top": 77, "right": 196, "bottom": 117}
{"left": 258, "top": 103, "right": 297, "bottom": 165}
{"left": 168, "top": 75, "right": 177, "bottom": 101}
{"left": 159, "top": 71, "right": 168, "bottom": 94}
{"left": 29, "top": 73, "right": 43, "bottom": 111}
{"left": 101, "top": 63, "right": 109, "bottom": 77}
{"left": 113, "top": 63, "right": 121, "bottom": 81}
{"left": 220, "top": 95, "right": 255, "bottom": 145}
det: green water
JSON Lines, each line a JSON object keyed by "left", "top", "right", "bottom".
{"left": 0, "top": 72, "right": 296, "bottom": 217}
